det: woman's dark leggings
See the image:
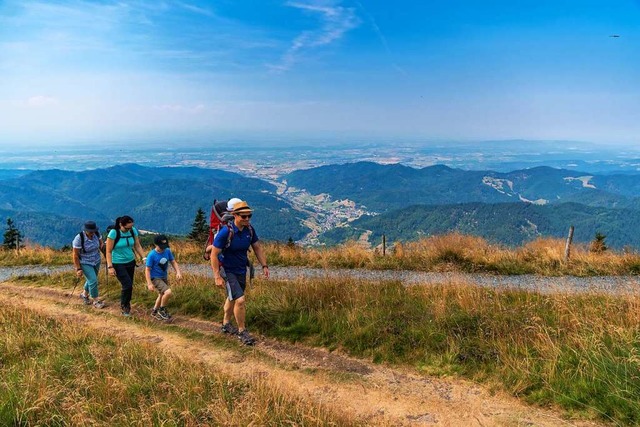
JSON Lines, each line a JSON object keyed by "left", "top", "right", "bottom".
{"left": 113, "top": 260, "right": 136, "bottom": 310}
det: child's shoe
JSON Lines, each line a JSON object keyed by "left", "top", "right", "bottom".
{"left": 158, "top": 307, "right": 171, "bottom": 321}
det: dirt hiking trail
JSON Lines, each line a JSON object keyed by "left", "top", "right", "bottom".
{"left": 0, "top": 282, "right": 604, "bottom": 427}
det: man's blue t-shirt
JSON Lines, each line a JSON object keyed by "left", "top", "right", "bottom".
{"left": 146, "top": 248, "right": 175, "bottom": 279}
{"left": 213, "top": 223, "right": 258, "bottom": 274}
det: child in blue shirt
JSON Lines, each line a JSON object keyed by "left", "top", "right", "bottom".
{"left": 145, "top": 234, "right": 182, "bottom": 320}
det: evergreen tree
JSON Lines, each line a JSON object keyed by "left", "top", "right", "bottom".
{"left": 590, "top": 232, "right": 608, "bottom": 253}
{"left": 3, "top": 218, "right": 23, "bottom": 250}
{"left": 188, "top": 208, "right": 209, "bottom": 241}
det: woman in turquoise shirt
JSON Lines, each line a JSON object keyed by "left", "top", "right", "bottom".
{"left": 105, "top": 215, "right": 146, "bottom": 316}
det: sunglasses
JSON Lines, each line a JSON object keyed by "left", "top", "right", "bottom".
{"left": 236, "top": 213, "right": 252, "bottom": 219}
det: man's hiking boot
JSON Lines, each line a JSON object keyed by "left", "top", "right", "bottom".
{"left": 93, "top": 300, "right": 105, "bottom": 309}
{"left": 121, "top": 306, "right": 131, "bottom": 317}
{"left": 158, "top": 307, "right": 171, "bottom": 321}
{"left": 79, "top": 293, "right": 91, "bottom": 305}
{"left": 221, "top": 322, "right": 238, "bottom": 335}
{"left": 237, "top": 330, "right": 256, "bottom": 346}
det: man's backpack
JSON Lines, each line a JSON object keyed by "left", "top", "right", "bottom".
{"left": 203, "top": 199, "right": 254, "bottom": 260}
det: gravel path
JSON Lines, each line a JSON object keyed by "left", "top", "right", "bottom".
{"left": 4, "top": 264, "right": 639, "bottom": 295}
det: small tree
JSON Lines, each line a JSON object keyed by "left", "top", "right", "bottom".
{"left": 590, "top": 232, "right": 608, "bottom": 253}
{"left": 3, "top": 218, "right": 23, "bottom": 250}
{"left": 188, "top": 208, "right": 209, "bottom": 242}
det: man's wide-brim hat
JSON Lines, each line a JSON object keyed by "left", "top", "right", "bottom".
{"left": 83, "top": 221, "right": 98, "bottom": 232}
{"left": 232, "top": 201, "right": 253, "bottom": 214}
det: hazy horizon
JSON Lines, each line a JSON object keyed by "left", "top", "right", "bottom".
{"left": 0, "top": 136, "right": 638, "bottom": 151}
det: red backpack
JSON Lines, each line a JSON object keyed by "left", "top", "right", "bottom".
{"left": 203, "top": 200, "right": 232, "bottom": 260}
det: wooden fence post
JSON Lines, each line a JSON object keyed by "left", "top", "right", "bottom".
{"left": 564, "top": 225, "right": 574, "bottom": 262}
{"left": 382, "top": 234, "right": 386, "bottom": 256}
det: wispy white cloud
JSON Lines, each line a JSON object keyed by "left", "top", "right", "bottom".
{"left": 353, "top": 0, "right": 405, "bottom": 75}
{"left": 152, "top": 103, "right": 206, "bottom": 114}
{"left": 2, "top": 0, "right": 281, "bottom": 74}
{"left": 175, "top": 1, "right": 215, "bottom": 17}
{"left": 270, "top": 0, "right": 360, "bottom": 72}
{"left": 26, "top": 95, "right": 58, "bottom": 107}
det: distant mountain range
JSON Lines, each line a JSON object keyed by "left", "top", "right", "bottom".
{"left": 0, "top": 164, "right": 309, "bottom": 248}
{"left": 3, "top": 161, "right": 640, "bottom": 249}
{"left": 286, "top": 162, "right": 640, "bottom": 248}
{"left": 321, "top": 202, "right": 640, "bottom": 248}
{"left": 285, "top": 162, "right": 640, "bottom": 210}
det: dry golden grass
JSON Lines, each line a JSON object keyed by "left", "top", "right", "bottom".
{"left": 4, "top": 232, "right": 640, "bottom": 275}
{"left": 0, "top": 245, "right": 67, "bottom": 266}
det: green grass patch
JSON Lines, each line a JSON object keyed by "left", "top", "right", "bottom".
{"left": 0, "top": 302, "right": 360, "bottom": 426}
{"left": 245, "top": 278, "right": 640, "bottom": 425}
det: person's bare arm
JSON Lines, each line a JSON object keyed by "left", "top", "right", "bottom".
{"left": 171, "top": 259, "right": 182, "bottom": 279}
{"left": 251, "top": 241, "right": 269, "bottom": 278}
{"left": 145, "top": 267, "right": 154, "bottom": 291}
{"left": 133, "top": 232, "right": 145, "bottom": 262}
{"left": 72, "top": 248, "right": 83, "bottom": 277}
{"left": 106, "top": 238, "right": 115, "bottom": 276}
{"left": 210, "top": 246, "right": 224, "bottom": 287}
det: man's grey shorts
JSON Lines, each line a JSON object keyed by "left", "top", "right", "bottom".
{"left": 151, "top": 277, "right": 170, "bottom": 294}
{"left": 221, "top": 268, "right": 246, "bottom": 301}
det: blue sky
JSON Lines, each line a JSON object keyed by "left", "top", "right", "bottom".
{"left": 0, "top": 0, "right": 638, "bottom": 146}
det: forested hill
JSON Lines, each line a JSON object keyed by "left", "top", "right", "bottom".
{"left": 4, "top": 161, "right": 640, "bottom": 249}
{"left": 321, "top": 202, "right": 640, "bottom": 249}
{"left": 0, "top": 164, "right": 309, "bottom": 248}
{"left": 285, "top": 162, "right": 640, "bottom": 211}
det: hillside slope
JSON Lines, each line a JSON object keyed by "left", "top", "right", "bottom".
{"left": 0, "top": 164, "right": 309, "bottom": 247}
{"left": 286, "top": 162, "right": 640, "bottom": 211}
{"left": 322, "top": 202, "right": 640, "bottom": 248}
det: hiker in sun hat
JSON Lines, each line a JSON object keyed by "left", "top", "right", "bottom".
{"left": 72, "top": 220, "right": 106, "bottom": 309}
{"left": 145, "top": 234, "right": 182, "bottom": 321}
{"left": 210, "top": 200, "right": 269, "bottom": 346}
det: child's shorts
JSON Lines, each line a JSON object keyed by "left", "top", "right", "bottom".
{"left": 151, "top": 277, "right": 170, "bottom": 293}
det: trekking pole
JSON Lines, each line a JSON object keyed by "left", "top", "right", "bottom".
{"left": 66, "top": 275, "right": 82, "bottom": 306}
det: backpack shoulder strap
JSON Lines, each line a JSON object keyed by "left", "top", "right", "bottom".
{"left": 224, "top": 223, "right": 235, "bottom": 249}
{"left": 113, "top": 227, "right": 122, "bottom": 246}
{"left": 79, "top": 232, "right": 86, "bottom": 253}
{"left": 224, "top": 224, "right": 254, "bottom": 249}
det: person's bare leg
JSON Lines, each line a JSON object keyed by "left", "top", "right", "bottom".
{"left": 223, "top": 298, "right": 235, "bottom": 325}
{"left": 161, "top": 288, "right": 172, "bottom": 306}
{"left": 233, "top": 296, "right": 246, "bottom": 331}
